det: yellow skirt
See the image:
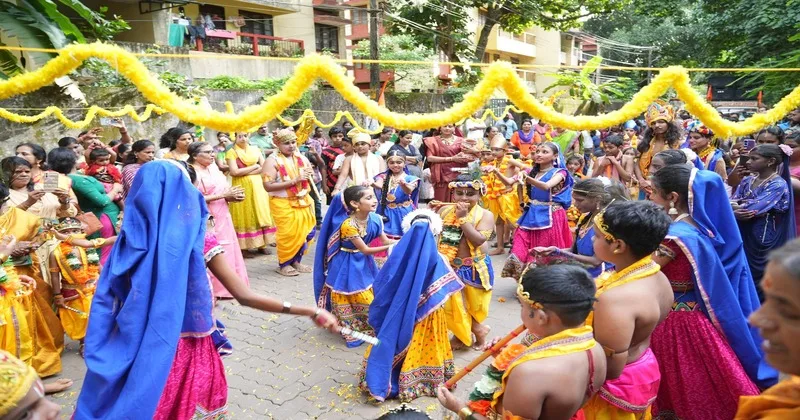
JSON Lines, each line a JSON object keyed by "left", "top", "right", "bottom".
{"left": 583, "top": 394, "right": 653, "bottom": 420}
{"left": 269, "top": 196, "right": 316, "bottom": 265}
{"left": 16, "top": 262, "right": 64, "bottom": 377}
{"left": 330, "top": 289, "right": 374, "bottom": 348}
{"left": 228, "top": 173, "right": 275, "bottom": 250}
{"left": 59, "top": 290, "right": 94, "bottom": 341}
{"left": 397, "top": 308, "right": 455, "bottom": 401}
{"left": 0, "top": 299, "right": 32, "bottom": 364}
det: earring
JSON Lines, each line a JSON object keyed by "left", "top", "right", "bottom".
{"left": 668, "top": 202, "right": 678, "bottom": 215}
{"left": 613, "top": 249, "right": 622, "bottom": 254}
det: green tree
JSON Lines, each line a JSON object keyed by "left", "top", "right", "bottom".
{"left": 0, "top": 0, "right": 129, "bottom": 84}
{"left": 544, "top": 56, "right": 636, "bottom": 115}
{"left": 352, "top": 34, "right": 435, "bottom": 83}
{"left": 388, "top": 0, "right": 626, "bottom": 64}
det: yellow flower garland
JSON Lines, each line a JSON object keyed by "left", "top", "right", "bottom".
{"left": 0, "top": 104, "right": 164, "bottom": 129}
{"left": 0, "top": 42, "right": 798, "bottom": 136}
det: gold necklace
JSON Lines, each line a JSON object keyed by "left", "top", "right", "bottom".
{"left": 597, "top": 256, "right": 660, "bottom": 296}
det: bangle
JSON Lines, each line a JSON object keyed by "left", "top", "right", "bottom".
{"left": 458, "top": 406, "right": 474, "bottom": 420}
{"left": 311, "top": 308, "right": 321, "bottom": 320}
{"left": 281, "top": 301, "right": 292, "bottom": 314}
{"left": 456, "top": 217, "right": 469, "bottom": 227}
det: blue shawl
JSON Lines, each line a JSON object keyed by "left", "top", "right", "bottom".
{"left": 75, "top": 161, "right": 212, "bottom": 419}
{"left": 364, "top": 222, "right": 462, "bottom": 400}
{"left": 313, "top": 192, "right": 349, "bottom": 307}
{"left": 667, "top": 222, "right": 777, "bottom": 389}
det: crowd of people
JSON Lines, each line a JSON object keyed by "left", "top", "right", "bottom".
{"left": 0, "top": 102, "right": 799, "bottom": 419}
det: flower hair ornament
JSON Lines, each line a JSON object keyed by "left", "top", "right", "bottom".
{"left": 401, "top": 208, "right": 443, "bottom": 235}
{"left": 448, "top": 160, "right": 487, "bottom": 195}
{"left": 686, "top": 120, "right": 714, "bottom": 138}
{"left": 779, "top": 144, "right": 794, "bottom": 156}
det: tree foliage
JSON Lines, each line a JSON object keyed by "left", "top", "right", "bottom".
{"left": 544, "top": 56, "right": 637, "bottom": 115}
{"left": 352, "top": 34, "right": 435, "bottom": 82}
{"left": 387, "top": 0, "right": 627, "bottom": 64}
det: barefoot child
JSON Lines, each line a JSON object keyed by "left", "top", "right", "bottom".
{"left": 49, "top": 217, "right": 116, "bottom": 356}
{"left": 437, "top": 174, "right": 495, "bottom": 350}
{"left": 316, "top": 186, "right": 395, "bottom": 347}
{"left": 583, "top": 201, "right": 674, "bottom": 420}
{"left": 437, "top": 264, "right": 606, "bottom": 420}
{"left": 482, "top": 135, "right": 521, "bottom": 256}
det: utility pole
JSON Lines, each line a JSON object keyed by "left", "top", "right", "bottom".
{"left": 647, "top": 49, "right": 653, "bottom": 83}
{"left": 368, "top": 0, "right": 380, "bottom": 95}
{"left": 595, "top": 45, "right": 601, "bottom": 85}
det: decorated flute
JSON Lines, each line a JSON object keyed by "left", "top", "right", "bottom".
{"left": 340, "top": 327, "right": 379, "bottom": 346}
{"left": 444, "top": 324, "right": 526, "bottom": 389}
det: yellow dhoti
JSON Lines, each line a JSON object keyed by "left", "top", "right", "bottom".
{"left": 269, "top": 195, "right": 316, "bottom": 266}
{"left": 0, "top": 298, "right": 32, "bottom": 364}
{"left": 59, "top": 286, "right": 94, "bottom": 341}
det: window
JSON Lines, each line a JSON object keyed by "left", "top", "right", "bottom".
{"left": 351, "top": 9, "right": 368, "bottom": 25}
{"left": 240, "top": 10, "right": 273, "bottom": 38}
{"left": 315, "top": 24, "right": 339, "bottom": 53}
{"left": 199, "top": 5, "right": 225, "bottom": 29}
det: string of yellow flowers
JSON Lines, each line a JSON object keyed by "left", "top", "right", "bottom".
{"left": 1, "top": 43, "right": 798, "bottom": 137}
{"left": 0, "top": 104, "right": 165, "bottom": 129}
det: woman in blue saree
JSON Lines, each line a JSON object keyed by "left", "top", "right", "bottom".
{"left": 316, "top": 185, "right": 395, "bottom": 348}
{"left": 731, "top": 144, "right": 796, "bottom": 297}
{"left": 74, "top": 161, "right": 338, "bottom": 420}
{"left": 649, "top": 165, "right": 776, "bottom": 419}
{"left": 361, "top": 210, "right": 463, "bottom": 402}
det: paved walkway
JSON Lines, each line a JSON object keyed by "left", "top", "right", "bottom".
{"left": 52, "top": 248, "right": 521, "bottom": 419}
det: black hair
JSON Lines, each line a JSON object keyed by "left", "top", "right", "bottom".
{"left": 0, "top": 182, "right": 8, "bottom": 205}
{"left": 651, "top": 164, "right": 691, "bottom": 209}
{"left": 521, "top": 118, "right": 533, "bottom": 126}
{"left": 329, "top": 127, "right": 344, "bottom": 137}
{"left": 15, "top": 142, "right": 47, "bottom": 168}
{"left": 601, "top": 200, "right": 671, "bottom": 259}
{"left": 89, "top": 148, "right": 111, "bottom": 162}
{"left": 638, "top": 121, "right": 682, "bottom": 154}
{"left": 375, "top": 404, "right": 431, "bottom": 420}
{"left": 566, "top": 155, "right": 584, "bottom": 166}
{"left": 520, "top": 264, "right": 597, "bottom": 327}
{"left": 571, "top": 178, "right": 628, "bottom": 253}
{"left": 750, "top": 144, "right": 786, "bottom": 169}
{"left": 187, "top": 141, "right": 211, "bottom": 164}
{"left": 108, "top": 140, "right": 121, "bottom": 148}
{"left": 378, "top": 150, "right": 406, "bottom": 220}
{"left": 786, "top": 130, "right": 800, "bottom": 146}
{"left": 769, "top": 238, "right": 800, "bottom": 281}
{"left": 1, "top": 156, "right": 34, "bottom": 191}
{"left": 755, "top": 126, "right": 785, "bottom": 144}
{"left": 653, "top": 149, "right": 687, "bottom": 166}
{"left": 604, "top": 134, "right": 623, "bottom": 148}
{"left": 159, "top": 127, "right": 189, "bottom": 149}
{"left": 381, "top": 128, "right": 393, "bottom": 135}
{"left": 531, "top": 142, "right": 560, "bottom": 175}
{"left": 125, "top": 140, "right": 155, "bottom": 165}
{"left": 343, "top": 185, "right": 370, "bottom": 212}
{"left": 47, "top": 147, "right": 78, "bottom": 175}
{"left": 58, "top": 137, "right": 79, "bottom": 147}
{"left": 117, "top": 143, "right": 131, "bottom": 157}
{"left": 397, "top": 130, "right": 412, "bottom": 139}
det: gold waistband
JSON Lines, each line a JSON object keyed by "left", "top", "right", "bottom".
{"left": 62, "top": 281, "right": 96, "bottom": 290}
{"left": 340, "top": 248, "right": 361, "bottom": 253}
{"left": 529, "top": 200, "right": 563, "bottom": 209}
{"left": 386, "top": 200, "right": 413, "bottom": 209}
{"left": 451, "top": 254, "right": 487, "bottom": 268}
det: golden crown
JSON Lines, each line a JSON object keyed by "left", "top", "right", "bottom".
{"left": 593, "top": 205, "right": 616, "bottom": 242}
{"left": 54, "top": 217, "right": 82, "bottom": 232}
{"left": 0, "top": 350, "right": 39, "bottom": 417}
{"left": 516, "top": 282, "right": 544, "bottom": 310}
{"left": 645, "top": 100, "right": 675, "bottom": 126}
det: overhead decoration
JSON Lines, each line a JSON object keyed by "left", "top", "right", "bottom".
{"left": 0, "top": 43, "right": 799, "bottom": 137}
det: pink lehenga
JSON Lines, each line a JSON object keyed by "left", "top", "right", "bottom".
{"left": 196, "top": 163, "right": 251, "bottom": 298}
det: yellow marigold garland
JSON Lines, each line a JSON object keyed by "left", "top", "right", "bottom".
{"left": 0, "top": 42, "right": 799, "bottom": 136}
{"left": 0, "top": 104, "right": 164, "bottom": 129}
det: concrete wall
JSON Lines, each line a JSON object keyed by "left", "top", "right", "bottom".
{"left": 188, "top": 53, "right": 296, "bottom": 79}
{"left": 273, "top": 0, "right": 316, "bottom": 55}
{"left": 532, "top": 28, "right": 562, "bottom": 95}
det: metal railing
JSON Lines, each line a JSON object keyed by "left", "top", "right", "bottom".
{"left": 195, "top": 31, "right": 304, "bottom": 58}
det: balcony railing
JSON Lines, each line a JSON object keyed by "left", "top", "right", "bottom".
{"left": 194, "top": 30, "right": 304, "bottom": 58}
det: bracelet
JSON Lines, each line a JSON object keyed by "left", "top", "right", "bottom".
{"left": 311, "top": 308, "right": 321, "bottom": 320}
{"left": 281, "top": 301, "right": 292, "bottom": 314}
{"left": 456, "top": 217, "right": 469, "bottom": 227}
{"left": 458, "top": 406, "right": 474, "bottom": 420}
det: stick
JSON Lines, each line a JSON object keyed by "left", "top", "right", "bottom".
{"left": 445, "top": 324, "right": 526, "bottom": 389}
{"left": 340, "top": 327, "right": 380, "bottom": 346}
{"left": 60, "top": 305, "right": 89, "bottom": 318}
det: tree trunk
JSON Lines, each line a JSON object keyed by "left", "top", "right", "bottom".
{"left": 474, "top": 5, "right": 503, "bottom": 62}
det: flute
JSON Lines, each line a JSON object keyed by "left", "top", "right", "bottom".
{"left": 428, "top": 200, "right": 457, "bottom": 209}
{"left": 445, "top": 324, "right": 526, "bottom": 389}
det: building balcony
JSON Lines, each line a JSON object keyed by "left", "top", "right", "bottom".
{"left": 516, "top": 69, "right": 537, "bottom": 93}
{"left": 485, "top": 28, "right": 536, "bottom": 58}
{"left": 314, "top": 11, "right": 351, "bottom": 26}
{"left": 348, "top": 23, "right": 384, "bottom": 41}
{"left": 195, "top": 30, "right": 304, "bottom": 58}
{"left": 341, "top": 0, "right": 369, "bottom": 6}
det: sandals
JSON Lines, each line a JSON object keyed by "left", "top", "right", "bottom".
{"left": 292, "top": 263, "right": 313, "bottom": 273}
{"left": 276, "top": 266, "right": 299, "bottom": 277}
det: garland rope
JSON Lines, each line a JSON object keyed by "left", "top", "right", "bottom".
{"left": 0, "top": 43, "right": 799, "bottom": 137}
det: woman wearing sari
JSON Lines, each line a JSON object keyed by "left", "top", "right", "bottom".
{"left": 121, "top": 140, "right": 155, "bottom": 201}
{"left": 510, "top": 119, "right": 539, "bottom": 159}
{"left": 162, "top": 129, "right": 192, "bottom": 162}
{"left": 423, "top": 124, "right": 471, "bottom": 202}
{"left": 225, "top": 132, "right": 275, "bottom": 253}
{"left": 1, "top": 156, "right": 74, "bottom": 379}
{"left": 188, "top": 142, "right": 249, "bottom": 298}
{"left": 74, "top": 161, "right": 339, "bottom": 420}
{"left": 48, "top": 148, "right": 120, "bottom": 266}
{"left": 649, "top": 166, "right": 775, "bottom": 419}
{"left": 361, "top": 210, "right": 462, "bottom": 402}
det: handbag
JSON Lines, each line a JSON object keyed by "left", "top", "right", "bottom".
{"left": 72, "top": 200, "right": 103, "bottom": 236}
